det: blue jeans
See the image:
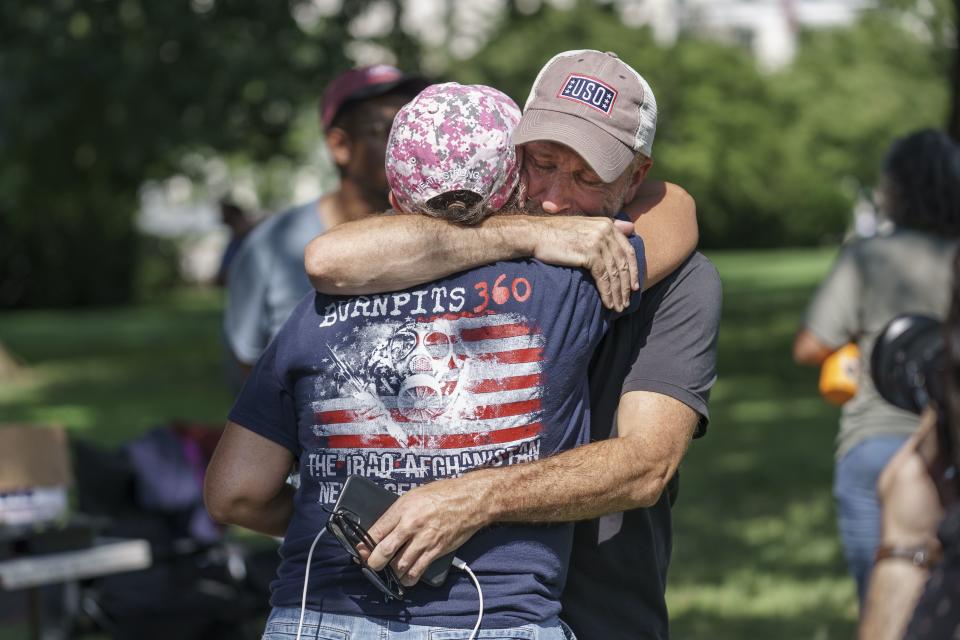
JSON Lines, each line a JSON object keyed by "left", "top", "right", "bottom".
{"left": 833, "top": 435, "right": 910, "bottom": 603}
{"left": 261, "top": 607, "right": 577, "bottom": 640}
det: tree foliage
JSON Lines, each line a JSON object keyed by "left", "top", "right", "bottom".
{"left": 455, "top": 1, "right": 949, "bottom": 248}
{"left": 0, "top": 0, "right": 362, "bottom": 308}
{"left": 1, "top": 0, "right": 953, "bottom": 310}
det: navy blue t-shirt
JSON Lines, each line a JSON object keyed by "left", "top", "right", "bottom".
{"left": 229, "top": 241, "right": 644, "bottom": 629}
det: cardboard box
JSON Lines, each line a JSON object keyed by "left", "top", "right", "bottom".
{"left": 0, "top": 425, "right": 73, "bottom": 493}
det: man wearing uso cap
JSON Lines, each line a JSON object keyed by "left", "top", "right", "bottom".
{"left": 305, "top": 50, "right": 721, "bottom": 640}
{"left": 224, "top": 64, "right": 426, "bottom": 381}
{"left": 513, "top": 49, "right": 657, "bottom": 184}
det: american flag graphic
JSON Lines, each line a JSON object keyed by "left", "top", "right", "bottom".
{"left": 310, "top": 312, "right": 545, "bottom": 457}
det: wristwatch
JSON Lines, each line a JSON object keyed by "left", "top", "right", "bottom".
{"left": 875, "top": 543, "right": 942, "bottom": 569}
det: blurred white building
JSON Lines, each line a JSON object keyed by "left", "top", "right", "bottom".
{"left": 627, "top": 0, "right": 873, "bottom": 70}
{"left": 386, "top": 0, "right": 876, "bottom": 71}
{"left": 338, "top": 0, "right": 874, "bottom": 73}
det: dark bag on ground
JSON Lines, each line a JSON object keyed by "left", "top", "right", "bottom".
{"left": 68, "top": 422, "right": 278, "bottom": 640}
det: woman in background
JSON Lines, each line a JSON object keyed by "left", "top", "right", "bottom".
{"left": 858, "top": 249, "right": 960, "bottom": 639}
{"left": 793, "top": 129, "right": 960, "bottom": 603}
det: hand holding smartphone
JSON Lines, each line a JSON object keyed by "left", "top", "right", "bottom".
{"left": 326, "top": 475, "right": 457, "bottom": 596}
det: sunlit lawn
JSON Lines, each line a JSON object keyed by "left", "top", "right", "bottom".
{"left": 670, "top": 247, "right": 855, "bottom": 639}
{"left": 0, "top": 248, "right": 853, "bottom": 639}
{"left": 0, "top": 287, "right": 233, "bottom": 444}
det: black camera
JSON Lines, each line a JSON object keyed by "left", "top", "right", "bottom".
{"left": 872, "top": 314, "right": 951, "bottom": 458}
{"left": 872, "top": 314, "right": 946, "bottom": 414}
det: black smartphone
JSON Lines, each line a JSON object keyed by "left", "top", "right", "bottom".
{"left": 330, "top": 475, "right": 455, "bottom": 588}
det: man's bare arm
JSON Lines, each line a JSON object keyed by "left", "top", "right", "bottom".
{"left": 305, "top": 181, "right": 697, "bottom": 311}
{"left": 305, "top": 214, "right": 638, "bottom": 310}
{"left": 364, "top": 391, "right": 698, "bottom": 585}
{"left": 627, "top": 182, "right": 698, "bottom": 288}
{"left": 306, "top": 213, "right": 530, "bottom": 293}
{"left": 204, "top": 421, "right": 296, "bottom": 537}
{"left": 477, "top": 392, "right": 696, "bottom": 520}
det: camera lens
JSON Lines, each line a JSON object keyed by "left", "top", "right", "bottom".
{"left": 872, "top": 314, "right": 944, "bottom": 414}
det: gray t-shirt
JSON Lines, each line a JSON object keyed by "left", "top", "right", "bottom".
{"left": 224, "top": 199, "right": 324, "bottom": 364}
{"left": 562, "top": 252, "right": 722, "bottom": 640}
{"left": 804, "top": 228, "right": 957, "bottom": 458}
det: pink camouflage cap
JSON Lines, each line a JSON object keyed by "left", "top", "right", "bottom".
{"left": 386, "top": 82, "right": 522, "bottom": 214}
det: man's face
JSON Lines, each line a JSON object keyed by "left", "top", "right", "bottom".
{"left": 520, "top": 140, "right": 649, "bottom": 217}
{"left": 330, "top": 93, "right": 412, "bottom": 204}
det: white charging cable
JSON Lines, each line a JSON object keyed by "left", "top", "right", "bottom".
{"left": 452, "top": 557, "right": 484, "bottom": 640}
{"left": 296, "top": 534, "right": 484, "bottom": 640}
{"left": 296, "top": 527, "right": 326, "bottom": 640}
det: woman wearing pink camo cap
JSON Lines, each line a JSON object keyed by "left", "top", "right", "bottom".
{"left": 385, "top": 82, "right": 523, "bottom": 225}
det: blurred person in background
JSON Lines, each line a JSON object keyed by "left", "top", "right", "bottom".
{"left": 858, "top": 251, "right": 960, "bottom": 640}
{"left": 218, "top": 198, "right": 258, "bottom": 394}
{"left": 794, "top": 129, "right": 960, "bottom": 603}
{"left": 215, "top": 199, "right": 255, "bottom": 287}
{"left": 223, "top": 65, "right": 426, "bottom": 379}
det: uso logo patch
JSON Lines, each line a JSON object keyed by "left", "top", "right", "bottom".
{"left": 557, "top": 74, "right": 618, "bottom": 115}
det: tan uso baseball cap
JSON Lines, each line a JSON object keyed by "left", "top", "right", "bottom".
{"left": 512, "top": 49, "right": 657, "bottom": 183}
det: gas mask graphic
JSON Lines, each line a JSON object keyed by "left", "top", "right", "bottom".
{"left": 388, "top": 320, "right": 462, "bottom": 421}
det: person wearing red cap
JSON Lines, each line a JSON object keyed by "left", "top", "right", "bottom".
{"left": 223, "top": 65, "right": 426, "bottom": 379}
{"left": 305, "top": 50, "right": 721, "bottom": 640}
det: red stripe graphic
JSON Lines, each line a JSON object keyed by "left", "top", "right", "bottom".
{"left": 467, "top": 398, "right": 540, "bottom": 420}
{"left": 314, "top": 408, "right": 362, "bottom": 424}
{"left": 460, "top": 323, "right": 533, "bottom": 342}
{"left": 467, "top": 374, "right": 542, "bottom": 393}
{"left": 315, "top": 398, "right": 541, "bottom": 425}
{"left": 321, "top": 422, "right": 542, "bottom": 450}
{"left": 475, "top": 347, "right": 543, "bottom": 365}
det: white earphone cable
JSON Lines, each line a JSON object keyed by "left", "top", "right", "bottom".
{"left": 296, "top": 527, "right": 326, "bottom": 640}
{"left": 296, "top": 535, "right": 483, "bottom": 640}
{"left": 452, "top": 557, "right": 483, "bottom": 640}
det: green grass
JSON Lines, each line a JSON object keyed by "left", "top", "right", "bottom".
{"left": 0, "top": 288, "right": 233, "bottom": 445}
{"left": 669, "top": 247, "right": 855, "bottom": 639}
{"left": 0, "top": 248, "right": 856, "bottom": 638}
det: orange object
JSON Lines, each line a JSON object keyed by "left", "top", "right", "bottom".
{"left": 819, "top": 343, "right": 860, "bottom": 405}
